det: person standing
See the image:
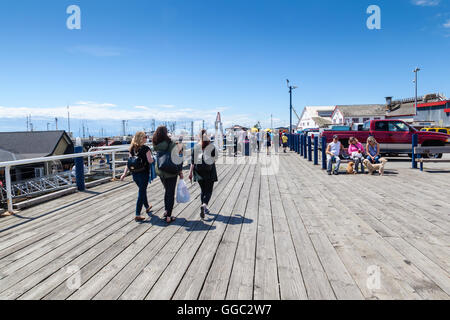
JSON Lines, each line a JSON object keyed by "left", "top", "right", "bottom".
{"left": 256, "top": 130, "right": 261, "bottom": 152}
{"left": 326, "top": 135, "right": 344, "bottom": 175}
{"left": 189, "top": 129, "right": 218, "bottom": 219}
{"left": 153, "top": 126, "right": 184, "bottom": 223}
{"left": 266, "top": 131, "right": 272, "bottom": 155}
{"left": 120, "top": 131, "right": 154, "bottom": 222}
{"left": 282, "top": 133, "right": 288, "bottom": 153}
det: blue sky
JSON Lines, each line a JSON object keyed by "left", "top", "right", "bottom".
{"left": 0, "top": 0, "right": 449, "bottom": 135}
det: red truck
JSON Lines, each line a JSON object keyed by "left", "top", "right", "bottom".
{"left": 321, "top": 119, "right": 450, "bottom": 158}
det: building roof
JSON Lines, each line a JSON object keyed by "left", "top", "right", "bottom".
{"left": 334, "top": 104, "right": 386, "bottom": 117}
{"left": 386, "top": 102, "right": 416, "bottom": 117}
{"left": 311, "top": 117, "right": 332, "bottom": 127}
{"left": 0, "top": 131, "right": 73, "bottom": 162}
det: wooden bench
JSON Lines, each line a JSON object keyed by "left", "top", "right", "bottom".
{"left": 414, "top": 146, "right": 450, "bottom": 171}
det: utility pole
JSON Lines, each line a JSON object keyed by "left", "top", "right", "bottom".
{"left": 67, "top": 106, "right": 71, "bottom": 135}
{"left": 413, "top": 67, "right": 421, "bottom": 116}
{"left": 55, "top": 117, "right": 58, "bottom": 130}
{"left": 47, "top": 122, "right": 51, "bottom": 131}
{"left": 26, "top": 115, "right": 29, "bottom": 131}
{"left": 286, "top": 79, "right": 298, "bottom": 134}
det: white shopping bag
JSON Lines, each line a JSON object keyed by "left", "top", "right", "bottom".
{"left": 176, "top": 180, "right": 190, "bottom": 203}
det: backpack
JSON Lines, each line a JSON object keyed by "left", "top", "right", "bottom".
{"left": 127, "top": 147, "right": 147, "bottom": 173}
{"left": 127, "top": 155, "right": 146, "bottom": 173}
{"left": 195, "top": 155, "right": 213, "bottom": 174}
{"left": 156, "top": 149, "right": 182, "bottom": 174}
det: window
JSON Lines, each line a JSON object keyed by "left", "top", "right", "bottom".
{"left": 363, "top": 122, "right": 371, "bottom": 131}
{"left": 352, "top": 118, "right": 359, "bottom": 123}
{"left": 388, "top": 121, "right": 409, "bottom": 132}
{"left": 374, "top": 121, "right": 388, "bottom": 131}
{"left": 363, "top": 118, "right": 370, "bottom": 122}
{"left": 438, "top": 129, "right": 448, "bottom": 134}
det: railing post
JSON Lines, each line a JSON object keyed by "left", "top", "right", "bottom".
{"left": 303, "top": 134, "right": 307, "bottom": 159}
{"left": 299, "top": 134, "right": 303, "bottom": 156}
{"left": 87, "top": 155, "right": 92, "bottom": 174}
{"left": 412, "top": 134, "right": 418, "bottom": 169}
{"left": 5, "top": 166, "right": 14, "bottom": 214}
{"left": 322, "top": 136, "right": 327, "bottom": 170}
{"left": 295, "top": 134, "right": 298, "bottom": 153}
{"left": 112, "top": 151, "right": 117, "bottom": 180}
{"left": 75, "top": 146, "right": 86, "bottom": 191}
{"left": 297, "top": 135, "right": 301, "bottom": 154}
{"left": 308, "top": 136, "right": 312, "bottom": 161}
{"left": 314, "top": 136, "right": 319, "bottom": 165}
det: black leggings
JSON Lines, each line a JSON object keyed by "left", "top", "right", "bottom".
{"left": 160, "top": 176, "right": 178, "bottom": 217}
{"left": 198, "top": 180, "right": 215, "bottom": 206}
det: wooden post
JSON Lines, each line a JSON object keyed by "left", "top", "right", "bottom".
{"left": 75, "top": 146, "right": 85, "bottom": 191}
{"left": 412, "top": 134, "right": 418, "bottom": 169}
{"left": 322, "top": 136, "right": 327, "bottom": 170}
{"left": 314, "top": 136, "right": 319, "bottom": 165}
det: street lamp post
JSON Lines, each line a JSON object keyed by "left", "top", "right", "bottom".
{"left": 286, "top": 79, "right": 298, "bottom": 134}
{"left": 413, "top": 67, "right": 421, "bottom": 116}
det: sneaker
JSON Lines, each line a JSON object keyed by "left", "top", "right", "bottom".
{"left": 333, "top": 171, "right": 339, "bottom": 175}
{"left": 200, "top": 206, "right": 205, "bottom": 219}
{"left": 327, "top": 171, "right": 332, "bottom": 175}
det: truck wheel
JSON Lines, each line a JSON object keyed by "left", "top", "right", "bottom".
{"left": 421, "top": 141, "right": 444, "bottom": 159}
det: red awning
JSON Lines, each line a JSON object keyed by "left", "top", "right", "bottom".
{"left": 417, "top": 100, "right": 450, "bottom": 108}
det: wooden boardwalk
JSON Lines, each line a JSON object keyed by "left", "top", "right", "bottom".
{"left": 0, "top": 152, "right": 449, "bottom": 300}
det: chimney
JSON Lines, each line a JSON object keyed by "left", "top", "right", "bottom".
{"left": 385, "top": 96, "right": 393, "bottom": 105}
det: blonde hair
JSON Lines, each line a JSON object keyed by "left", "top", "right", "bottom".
{"left": 367, "top": 136, "right": 377, "bottom": 145}
{"left": 130, "top": 131, "right": 147, "bottom": 153}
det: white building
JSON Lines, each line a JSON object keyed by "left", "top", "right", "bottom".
{"left": 296, "top": 106, "right": 334, "bottom": 130}
{"left": 331, "top": 105, "right": 386, "bottom": 126}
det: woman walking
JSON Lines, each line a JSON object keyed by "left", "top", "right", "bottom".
{"left": 266, "top": 131, "right": 272, "bottom": 155}
{"left": 120, "top": 131, "right": 154, "bottom": 222}
{"left": 189, "top": 130, "right": 218, "bottom": 219}
{"left": 153, "top": 126, "right": 184, "bottom": 223}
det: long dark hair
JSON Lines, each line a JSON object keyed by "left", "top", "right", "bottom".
{"left": 152, "top": 126, "right": 171, "bottom": 146}
{"left": 200, "top": 129, "right": 210, "bottom": 150}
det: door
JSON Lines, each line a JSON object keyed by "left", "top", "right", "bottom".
{"left": 387, "top": 121, "right": 411, "bottom": 153}
{"left": 371, "top": 121, "right": 392, "bottom": 153}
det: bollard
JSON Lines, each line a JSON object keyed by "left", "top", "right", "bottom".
{"left": 314, "top": 136, "right": 319, "bottom": 165}
{"left": 412, "top": 134, "right": 418, "bottom": 169}
{"left": 322, "top": 136, "right": 327, "bottom": 170}
{"left": 300, "top": 134, "right": 303, "bottom": 156}
{"left": 308, "top": 136, "right": 312, "bottom": 161}
{"left": 5, "top": 166, "right": 13, "bottom": 214}
{"left": 297, "top": 135, "right": 301, "bottom": 154}
{"left": 75, "top": 146, "right": 86, "bottom": 191}
{"left": 303, "top": 134, "right": 307, "bottom": 159}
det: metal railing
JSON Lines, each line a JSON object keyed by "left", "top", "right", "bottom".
{"left": 0, "top": 146, "right": 132, "bottom": 214}
{"left": 0, "top": 141, "right": 198, "bottom": 214}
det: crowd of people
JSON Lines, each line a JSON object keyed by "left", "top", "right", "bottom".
{"left": 121, "top": 126, "right": 220, "bottom": 223}
{"left": 325, "top": 135, "right": 382, "bottom": 175}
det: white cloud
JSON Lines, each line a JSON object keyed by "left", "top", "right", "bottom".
{"left": 444, "top": 20, "right": 450, "bottom": 28}
{"left": 412, "top": 0, "right": 440, "bottom": 6}
{"left": 68, "top": 45, "right": 123, "bottom": 57}
{"left": 0, "top": 102, "right": 230, "bottom": 124}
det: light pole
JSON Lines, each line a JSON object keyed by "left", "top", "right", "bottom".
{"left": 413, "top": 67, "right": 421, "bottom": 116}
{"left": 286, "top": 79, "right": 298, "bottom": 134}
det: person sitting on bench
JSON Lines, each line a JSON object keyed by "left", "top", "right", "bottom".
{"left": 326, "top": 135, "right": 345, "bottom": 175}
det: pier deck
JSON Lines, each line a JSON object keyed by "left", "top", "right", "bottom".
{"left": 0, "top": 152, "right": 449, "bottom": 300}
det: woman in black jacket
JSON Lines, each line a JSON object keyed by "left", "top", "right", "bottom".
{"left": 120, "top": 131, "right": 154, "bottom": 222}
{"left": 189, "top": 129, "right": 218, "bottom": 219}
